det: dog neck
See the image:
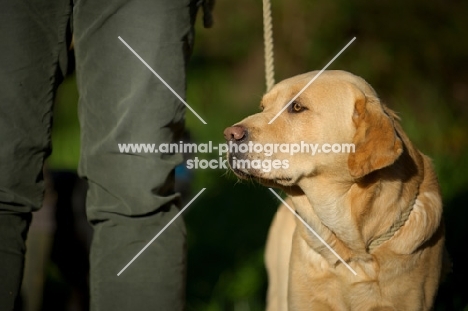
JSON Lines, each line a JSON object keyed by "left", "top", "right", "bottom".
{"left": 291, "top": 176, "right": 369, "bottom": 261}
{"left": 291, "top": 156, "right": 422, "bottom": 263}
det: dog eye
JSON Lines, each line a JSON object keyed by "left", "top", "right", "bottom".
{"left": 288, "top": 101, "right": 306, "bottom": 113}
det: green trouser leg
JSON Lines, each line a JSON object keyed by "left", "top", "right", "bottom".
{"left": 0, "top": 0, "right": 72, "bottom": 309}
{"left": 0, "top": 0, "right": 195, "bottom": 310}
{"left": 73, "top": 0, "right": 194, "bottom": 310}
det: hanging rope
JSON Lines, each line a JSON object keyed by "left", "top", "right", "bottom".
{"left": 263, "top": 0, "right": 275, "bottom": 92}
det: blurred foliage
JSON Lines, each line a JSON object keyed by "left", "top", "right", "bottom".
{"left": 50, "top": 0, "right": 468, "bottom": 310}
{"left": 49, "top": 76, "right": 80, "bottom": 170}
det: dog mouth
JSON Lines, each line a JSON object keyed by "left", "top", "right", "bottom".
{"left": 227, "top": 152, "right": 294, "bottom": 186}
{"left": 231, "top": 167, "right": 253, "bottom": 179}
{"left": 227, "top": 152, "right": 252, "bottom": 177}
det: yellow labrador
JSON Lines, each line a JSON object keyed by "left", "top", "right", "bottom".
{"left": 224, "top": 71, "right": 444, "bottom": 310}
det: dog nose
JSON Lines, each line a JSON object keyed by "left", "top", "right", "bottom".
{"left": 224, "top": 125, "right": 247, "bottom": 141}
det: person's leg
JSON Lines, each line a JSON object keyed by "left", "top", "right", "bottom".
{"left": 73, "top": 0, "right": 197, "bottom": 310}
{"left": 0, "top": 1, "right": 72, "bottom": 309}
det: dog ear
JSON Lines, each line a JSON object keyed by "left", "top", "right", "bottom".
{"left": 348, "top": 90, "right": 403, "bottom": 178}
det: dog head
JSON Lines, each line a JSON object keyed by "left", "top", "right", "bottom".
{"left": 224, "top": 70, "right": 403, "bottom": 187}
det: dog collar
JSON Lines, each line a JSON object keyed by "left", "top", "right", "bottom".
{"left": 367, "top": 191, "right": 419, "bottom": 251}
